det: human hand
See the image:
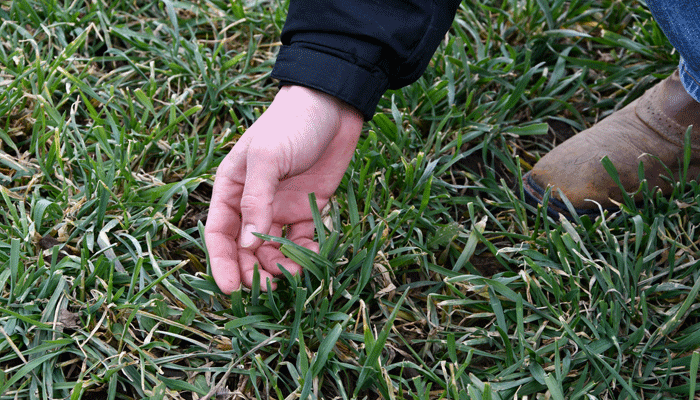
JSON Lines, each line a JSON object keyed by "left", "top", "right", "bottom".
{"left": 205, "top": 86, "right": 364, "bottom": 293}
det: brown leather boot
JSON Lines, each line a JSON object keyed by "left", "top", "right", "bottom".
{"left": 523, "top": 70, "right": 700, "bottom": 218}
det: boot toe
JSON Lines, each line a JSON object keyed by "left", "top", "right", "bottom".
{"left": 521, "top": 71, "right": 700, "bottom": 220}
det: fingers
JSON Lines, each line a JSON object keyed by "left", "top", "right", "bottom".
{"left": 288, "top": 221, "right": 320, "bottom": 254}
{"left": 256, "top": 243, "right": 303, "bottom": 277}
{"left": 238, "top": 248, "right": 277, "bottom": 291}
{"left": 205, "top": 132, "right": 283, "bottom": 292}
{"left": 257, "top": 221, "right": 318, "bottom": 278}
{"left": 207, "top": 240, "right": 240, "bottom": 294}
{"left": 204, "top": 154, "right": 245, "bottom": 294}
{"left": 250, "top": 224, "right": 298, "bottom": 278}
{"left": 239, "top": 144, "right": 279, "bottom": 250}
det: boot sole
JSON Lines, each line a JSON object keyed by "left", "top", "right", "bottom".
{"left": 522, "top": 171, "right": 617, "bottom": 221}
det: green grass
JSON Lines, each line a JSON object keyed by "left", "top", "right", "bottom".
{"left": 1, "top": 0, "right": 699, "bottom": 399}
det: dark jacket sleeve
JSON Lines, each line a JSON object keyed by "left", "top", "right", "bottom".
{"left": 271, "top": 0, "right": 461, "bottom": 121}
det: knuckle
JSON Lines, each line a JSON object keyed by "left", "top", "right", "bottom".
{"left": 239, "top": 194, "right": 268, "bottom": 212}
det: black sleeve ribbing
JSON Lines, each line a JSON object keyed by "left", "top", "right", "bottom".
{"left": 271, "top": 0, "right": 461, "bottom": 121}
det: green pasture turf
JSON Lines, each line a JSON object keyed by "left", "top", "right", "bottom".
{"left": 0, "top": 0, "right": 699, "bottom": 398}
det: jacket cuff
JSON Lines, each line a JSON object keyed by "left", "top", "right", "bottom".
{"left": 272, "top": 43, "right": 389, "bottom": 122}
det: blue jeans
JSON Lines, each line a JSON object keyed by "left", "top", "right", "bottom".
{"left": 648, "top": 0, "right": 700, "bottom": 102}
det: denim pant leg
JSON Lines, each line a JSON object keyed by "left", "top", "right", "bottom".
{"left": 647, "top": 0, "right": 700, "bottom": 102}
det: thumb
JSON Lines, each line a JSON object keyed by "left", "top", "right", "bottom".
{"left": 239, "top": 148, "right": 279, "bottom": 249}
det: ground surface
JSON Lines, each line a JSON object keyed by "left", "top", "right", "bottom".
{"left": 1, "top": 0, "right": 699, "bottom": 399}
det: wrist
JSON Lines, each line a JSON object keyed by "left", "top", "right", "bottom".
{"left": 278, "top": 85, "right": 364, "bottom": 123}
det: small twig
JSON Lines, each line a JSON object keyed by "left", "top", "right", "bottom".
{"left": 0, "top": 326, "right": 27, "bottom": 364}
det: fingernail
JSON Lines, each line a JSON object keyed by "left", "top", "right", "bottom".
{"left": 241, "top": 224, "right": 256, "bottom": 248}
